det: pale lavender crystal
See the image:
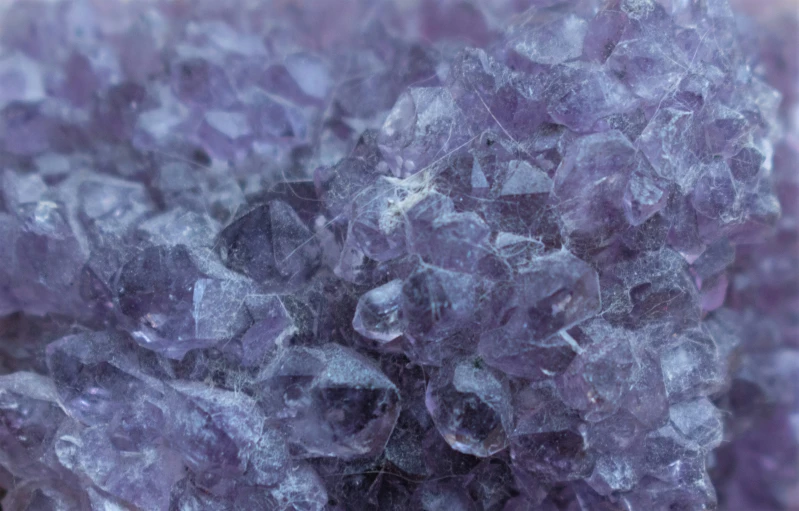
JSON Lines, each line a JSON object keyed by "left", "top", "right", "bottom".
{"left": 168, "top": 477, "right": 231, "bottom": 511}
{"left": 482, "top": 159, "right": 559, "bottom": 242}
{"left": 582, "top": 9, "right": 627, "bottom": 64}
{"left": 0, "top": 192, "right": 88, "bottom": 318}
{"left": 660, "top": 327, "right": 727, "bottom": 402}
{"left": 237, "top": 293, "right": 294, "bottom": 367}
{"left": 60, "top": 423, "right": 184, "bottom": 510}
{"left": 2, "top": 479, "right": 88, "bottom": 510}
{"left": 353, "top": 279, "right": 405, "bottom": 343}
{"left": 256, "top": 344, "right": 400, "bottom": 459}
{"left": 544, "top": 62, "right": 638, "bottom": 132}
{"left": 622, "top": 350, "right": 669, "bottom": 428}
{"left": 165, "top": 381, "right": 290, "bottom": 490}
{"left": 401, "top": 264, "right": 478, "bottom": 346}
{"left": 493, "top": 232, "right": 545, "bottom": 270}
{"left": 499, "top": 161, "right": 552, "bottom": 198}
{"left": 607, "top": 14, "right": 693, "bottom": 103}
{"left": 0, "top": 0, "right": 794, "bottom": 509}
{"left": 553, "top": 130, "right": 639, "bottom": 243}
{"left": 623, "top": 162, "right": 671, "bottom": 226}
{"left": 115, "top": 245, "right": 256, "bottom": 358}
{"left": 502, "top": 250, "right": 601, "bottom": 342}
{"left": 638, "top": 107, "right": 705, "bottom": 189}
{"left": 478, "top": 318, "right": 577, "bottom": 381}
{"left": 600, "top": 248, "right": 700, "bottom": 332}
{"left": 266, "top": 462, "right": 328, "bottom": 511}
{"left": 447, "top": 49, "right": 547, "bottom": 140}
{"left": 425, "top": 357, "right": 512, "bottom": 457}
{"left": 169, "top": 461, "right": 327, "bottom": 511}
{"left": 411, "top": 480, "right": 478, "bottom": 511}
{"left": 669, "top": 397, "right": 724, "bottom": 451}
{"left": 46, "top": 331, "right": 152, "bottom": 425}
{"left": 588, "top": 450, "right": 642, "bottom": 495}
{"left": 509, "top": 13, "right": 588, "bottom": 66}
{"left": 320, "top": 154, "right": 389, "bottom": 220}
{"left": 115, "top": 245, "right": 202, "bottom": 343}
{"left": 379, "top": 87, "right": 472, "bottom": 177}
{"left": 348, "top": 177, "right": 407, "bottom": 262}
{"left": 0, "top": 372, "right": 65, "bottom": 480}
{"left": 555, "top": 320, "right": 640, "bottom": 422}
{"left": 410, "top": 211, "right": 492, "bottom": 273}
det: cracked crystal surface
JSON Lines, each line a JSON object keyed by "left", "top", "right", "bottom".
{"left": 0, "top": 0, "right": 796, "bottom": 509}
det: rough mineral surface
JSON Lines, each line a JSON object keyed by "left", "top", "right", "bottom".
{"left": 0, "top": 0, "right": 796, "bottom": 510}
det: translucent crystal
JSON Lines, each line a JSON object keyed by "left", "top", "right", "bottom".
{"left": 510, "top": 13, "right": 588, "bottom": 66}
{"left": 66, "top": 423, "right": 184, "bottom": 510}
{"left": 379, "top": 87, "right": 472, "bottom": 177}
{"left": 554, "top": 130, "right": 638, "bottom": 243}
{"left": 660, "top": 327, "right": 725, "bottom": 402}
{"left": 544, "top": 63, "right": 638, "bottom": 132}
{"left": 256, "top": 344, "right": 400, "bottom": 459}
{"left": 478, "top": 319, "right": 577, "bottom": 381}
{"left": 411, "top": 480, "right": 478, "bottom": 511}
{"left": 116, "top": 245, "right": 255, "bottom": 358}
{"left": 238, "top": 294, "right": 295, "bottom": 367}
{"left": 0, "top": 0, "right": 791, "bottom": 507}
{"left": 348, "top": 177, "right": 407, "bottom": 262}
{"left": 217, "top": 201, "right": 321, "bottom": 286}
{"left": 353, "top": 279, "right": 405, "bottom": 343}
{"left": 511, "top": 389, "right": 595, "bottom": 482}
{"left": 46, "top": 331, "right": 152, "bottom": 425}
{"left": 401, "top": 264, "right": 478, "bottom": 343}
{"left": 0, "top": 372, "right": 65, "bottom": 480}
{"left": 502, "top": 250, "right": 601, "bottom": 343}
{"left": 1, "top": 480, "right": 87, "bottom": 511}
{"left": 638, "top": 107, "right": 704, "bottom": 189}
{"left": 425, "top": 357, "right": 512, "bottom": 457}
{"left": 668, "top": 398, "right": 723, "bottom": 451}
{"left": 555, "top": 320, "right": 640, "bottom": 422}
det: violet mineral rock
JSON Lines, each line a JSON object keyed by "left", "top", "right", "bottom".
{"left": 0, "top": 0, "right": 796, "bottom": 509}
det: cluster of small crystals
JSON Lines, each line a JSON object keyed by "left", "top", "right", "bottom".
{"left": 0, "top": 0, "right": 796, "bottom": 509}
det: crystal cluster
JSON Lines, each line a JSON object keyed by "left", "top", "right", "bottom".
{"left": 0, "top": 0, "right": 796, "bottom": 510}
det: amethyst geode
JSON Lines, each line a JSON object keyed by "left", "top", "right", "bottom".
{"left": 0, "top": 0, "right": 797, "bottom": 509}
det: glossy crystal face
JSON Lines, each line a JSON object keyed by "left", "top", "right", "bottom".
{"left": 0, "top": 0, "right": 795, "bottom": 509}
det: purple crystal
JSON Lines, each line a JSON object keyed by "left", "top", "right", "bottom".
{"left": 115, "top": 245, "right": 257, "bottom": 358}
{"left": 410, "top": 211, "right": 492, "bottom": 273}
{"left": 46, "top": 331, "right": 152, "bottom": 425}
{"left": 348, "top": 177, "right": 408, "bottom": 262}
{"left": 0, "top": 0, "right": 795, "bottom": 508}
{"left": 0, "top": 372, "right": 65, "bottom": 480}
{"left": 237, "top": 293, "right": 294, "bottom": 367}
{"left": 353, "top": 279, "right": 405, "bottom": 344}
{"left": 501, "top": 250, "right": 601, "bottom": 342}
{"left": 554, "top": 130, "right": 639, "bottom": 243}
{"left": 256, "top": 344, "right": 400, "bottom": 459}
{"left": 63, "top": 423, "right": 184, "bottom": 510}
{"left": 545, "top": 62, "right": 639, "bottom": 132}
{"left": 425, "top": 357, "right": 512, "bottom": 457}
{"left": 555, "top": 320, "right": 640, "bottom": 422}
{"left": 217, "top": 201, "right": 321, "bottom": 287}
{"left": 478, "top": 318, "right": 577, "bottom": 381}
{"left": 401, "top": 264, "right": 478, "bottom": 346}
{"left": 509, "top": 12, "right": 588, "bottom": 66}
{"left": 379, "top": 87, "right": 472, "bottom": 178}
{"left": 511, "top": 388, "right": 595, "bottom": 482}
